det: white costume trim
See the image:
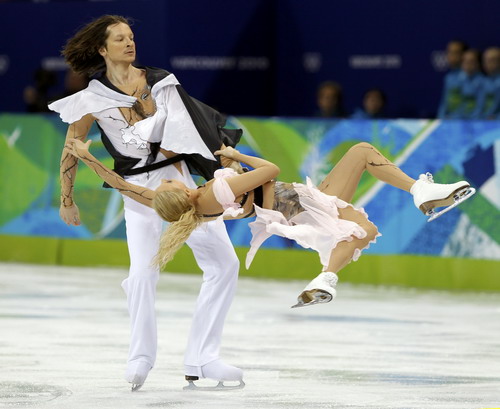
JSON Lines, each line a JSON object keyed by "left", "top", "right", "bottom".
{"left": 48, "top": 80, "right": 136, "bottom": 124}
{"left": 48, "top": 74, "right": 215, "bottom": 162}
{"left": 211, "top": 168, "right": 245, "bottom": 219}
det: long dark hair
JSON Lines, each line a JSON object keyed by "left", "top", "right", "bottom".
{"left": 62, "top": 15, "right": 131, "bottom": 77}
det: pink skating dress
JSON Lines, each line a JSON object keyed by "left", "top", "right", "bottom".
{"left": 211, "top": 168, "right": 381, "bottom": 269}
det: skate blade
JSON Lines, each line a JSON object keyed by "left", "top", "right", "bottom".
{"left": 418, "top": 184, "right": 471, "bottom": 215}
{"left": 427, "top": 187, "right": 476, "bottom": 222}
{"left": 183, "top": 380, "right": 245, "bottom": 391}
{"left": 291, "top": 290, "right": 332, "bottom": 308}
{"left": 131, "top": 383, "right": 143, "bottom": 392}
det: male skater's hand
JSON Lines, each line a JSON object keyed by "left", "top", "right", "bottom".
{"left": 60, "top": 203, "right": 81, "bottom": 226}
{"left": 220, "top": 156, "right": 245, "bottom": 174}
{"left": 215, "top": 146, "right": 239, "bottom": 159}
{"left": 216, "top": 146, "right": 244, "bottom": 174}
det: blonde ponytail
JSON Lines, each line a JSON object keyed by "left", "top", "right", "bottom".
{"left": 152, "top": 189, "right": 203, "bottom": 269}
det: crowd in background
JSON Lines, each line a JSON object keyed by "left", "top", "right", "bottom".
{"left": 23, "top": 69, "right": 89, "bottom": 113}
{"left": 23, "top": 40, "right": 500, "bottom": 120}
{"left": 315, "top": 83, "right": 387, "bottom": 119}
{"left": 315, "top": 41, "right": 500, "bottom": 120}
{"left": 437, "top": 41, "right": 500, "bottom": 119}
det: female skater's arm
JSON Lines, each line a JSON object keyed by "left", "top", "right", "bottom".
{"left": 65, "top": 139, "right": 156, "bottom": 207}
{"left": 214, "top": 146, "right": 280, "bottom": 197}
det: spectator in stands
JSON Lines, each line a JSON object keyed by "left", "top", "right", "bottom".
{"left": 447, "top": 40, "right": 468, "bottom": 71}
{"left": 51, "top": 69, "right": 89, "bottom": 101}
{"left": 315, "top": 81, "right": 346, "bottom": 118}
{"left": 23, "top": 67, "right": 57, "bottom": 112}
{"left": 437, "top": 40, "right": 468, "bottom": 118}
{"left": 480, "top": 47, "right": 500, "bottom": 119}
{"left": 456, "top": 49, "right": 485, "bottom": 119}
{"left": 62, "top": 69, "right": 89, "bottom": 98}
{"left": 351, "top": 88, "right": 386, "bottom": 119}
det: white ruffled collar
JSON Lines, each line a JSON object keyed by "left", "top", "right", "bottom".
{"left": 86, "top": 72, "right": 180, "bottom": 101}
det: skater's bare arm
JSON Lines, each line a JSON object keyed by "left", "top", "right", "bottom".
{"left": 59, "top": 115, "right": 94, "bottom": 225}
{"left": 214, "top": 147, "right": 280, "bottom": 197}
{"left": 65, "top": 139, "right": 156, "bottom": 207}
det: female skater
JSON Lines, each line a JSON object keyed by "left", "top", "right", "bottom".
{"left": 65, "top": 139, "right": 474, "bottom": 309}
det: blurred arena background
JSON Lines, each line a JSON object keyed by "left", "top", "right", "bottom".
{"left": 0, "top": 0, "right": 499, "bottom": 289}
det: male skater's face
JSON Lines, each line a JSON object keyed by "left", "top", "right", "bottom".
{"left": 99, "top": 23, "right": 136, "bottom": 64}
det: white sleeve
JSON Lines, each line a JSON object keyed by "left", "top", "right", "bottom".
{"left": 48, "top": 81, "right": 136, "bottom": 124}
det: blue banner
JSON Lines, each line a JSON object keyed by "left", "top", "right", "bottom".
{"left": 1, "top": 114, "right": 498, "bottom": 261}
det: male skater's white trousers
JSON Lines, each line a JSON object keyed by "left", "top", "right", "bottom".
{"left": 120, "top": 161, "right": 239, "bottom": 376}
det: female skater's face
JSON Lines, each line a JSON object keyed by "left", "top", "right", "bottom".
{"left": 156, "top": 179, "right": 188, "bottom": 193}
{"left": 99, "top": 23, "right": 136, "bottom": 63}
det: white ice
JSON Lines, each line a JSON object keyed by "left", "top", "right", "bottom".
{"left": 1, "top": 262, "right": 500, "bottom": 409}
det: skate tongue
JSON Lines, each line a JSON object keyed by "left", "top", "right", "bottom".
{"left": 418, "top": 172, "right": 434, "bottom": 183}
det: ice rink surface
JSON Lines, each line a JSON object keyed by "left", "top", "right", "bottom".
{"left": 1, "top": 262, "right": 499, "bottom": 409}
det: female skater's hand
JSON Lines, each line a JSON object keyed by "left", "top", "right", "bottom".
{"left": 214, "top": 146, "right": 239, "bottom": 160}
{"left": 65, "top": 139, "right": 92, "bottom": 159}
{"left": 59, "top": 202, "right": 81, "bottom": 226}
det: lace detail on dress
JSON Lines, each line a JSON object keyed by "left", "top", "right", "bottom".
{"left": 245, "top": 177, "right": 381, "bottom": 269}
{"left": 272, "top": 181, "right": 305, "bottom": 220}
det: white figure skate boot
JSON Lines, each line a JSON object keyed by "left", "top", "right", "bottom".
{"left": 184, "top": 360, "right": 245, "bottom": 390}
{"left": 291, "top": 272, "right": 338, "bottom": 308}
{"left": 410, "top": 173, "right": 475, "bottom": 222}
{"left": 125, "top": 361, "right": 152, "bottom": 392}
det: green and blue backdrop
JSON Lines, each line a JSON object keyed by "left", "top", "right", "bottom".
{"left": 1, "top": 115, "right": 499, "bottom": 291}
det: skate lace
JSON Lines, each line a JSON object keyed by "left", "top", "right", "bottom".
{"left": 419, "top": 172, "right": 434, "bottom": 183}
{"left": 323, "top": 272, "right": 338, "bottom": 287}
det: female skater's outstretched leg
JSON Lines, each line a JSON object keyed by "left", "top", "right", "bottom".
{"left": 293, "top": 142, "right": 473, "bottom": 307}
{"left": 318, "top": 142, "right": 472, "bottom": 217}
{"left": 317, "top": 142, "right": 415, "bottom": 202}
